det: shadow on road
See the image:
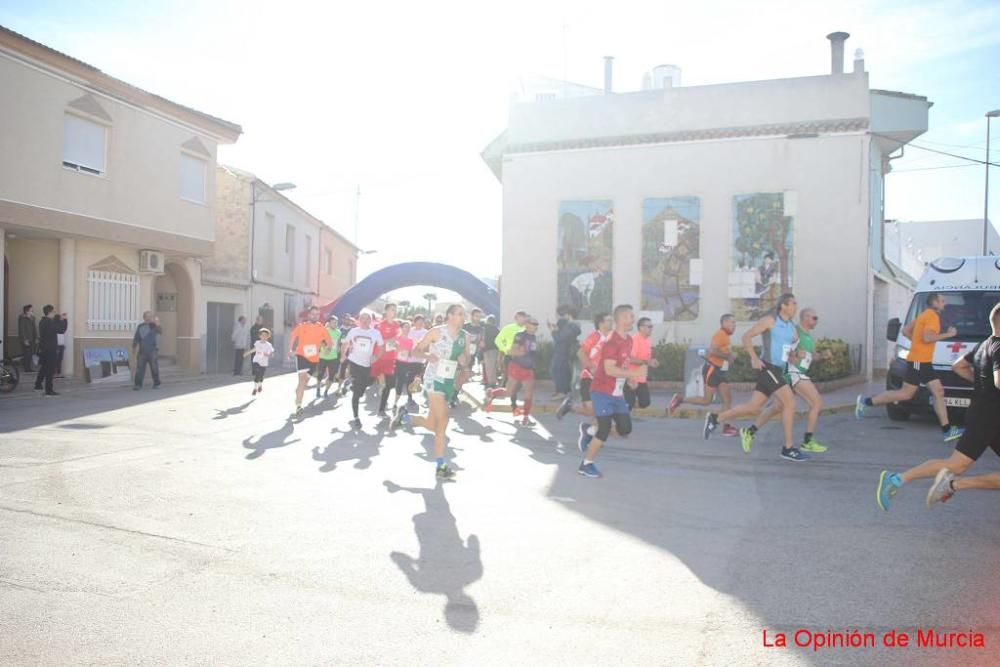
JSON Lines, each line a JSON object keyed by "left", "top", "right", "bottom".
{"left": 213, "top": 400, "right": 254, "bottom": 420}
{"left": 241, "top": 420, "right": 300, "bottom": 460}
{"left": 384, "top": 479, "right": 482, "bottom": 634}
{"left": 312, "top": 428, "right": 386, "bottom": 471}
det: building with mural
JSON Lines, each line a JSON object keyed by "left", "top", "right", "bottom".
{"left": 482, "top": 33, "right": 929, "bottom": 376}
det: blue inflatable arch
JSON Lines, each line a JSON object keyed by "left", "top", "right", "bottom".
{"left": 321, "top": 262, "right": 500, "bottom": 320}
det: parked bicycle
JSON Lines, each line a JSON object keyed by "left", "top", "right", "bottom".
{"left": 1, "top": 339, "right": 21, "bottom": 393}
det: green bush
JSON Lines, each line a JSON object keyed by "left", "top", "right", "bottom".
{"left": 648, "top": 343, "right": 687, "bottom": 381}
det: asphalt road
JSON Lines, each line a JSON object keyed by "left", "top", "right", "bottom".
{"left": 1, "top": 375, "right": 998, "bottom": 666}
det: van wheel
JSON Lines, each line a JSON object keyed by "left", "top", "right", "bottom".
{"left": 886, "top": 403, "right": 910, "bottom": 422}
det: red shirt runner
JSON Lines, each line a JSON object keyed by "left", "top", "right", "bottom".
{"left": 371, "top": 319, "right": 401, "bottom": 377}
{"left": 591, "top": 331, "right": 632, "bottom": 395}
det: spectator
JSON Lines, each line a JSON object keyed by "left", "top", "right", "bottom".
{"left": 232, "top": 316, "right": 250, "bottom": 375}
{"left": 53, "top": 312, "right": 69, "bottom": 378}
{"left": 549, "top": 305, "right": 581, "bottom": 399}
{"left": 249, "top": 315, "right": 265, "bottom": 348}
{"left": 18, "top": 304, "right": 37, "bottom": 372}
{"left": 33, "top": 305, "right": 58, "bottom": 395}
{"left": 132, "top": 311, "right": 162, "bottom": 390}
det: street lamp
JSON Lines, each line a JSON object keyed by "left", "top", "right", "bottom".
{"left": 985, "top": 110, "right": 1000, "bottom": 255}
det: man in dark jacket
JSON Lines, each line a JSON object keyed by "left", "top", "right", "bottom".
{"left": 132, "top": 311, "right": 162, "bottom": 390}
{"left": 33, "top": 305, "right": 58, "bottom": 395}
{"left": 549, "top": 305, "right": 581, "bottom": 399}
{"left": 18, "top": 304, "right": 37, "bottom": 372}
{"left": 54, "top": 313, "right": 69, "bottom": 377}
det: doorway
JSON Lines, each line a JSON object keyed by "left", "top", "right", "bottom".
{"left": 206, "top": 302, "right": 236, "bottom": 374}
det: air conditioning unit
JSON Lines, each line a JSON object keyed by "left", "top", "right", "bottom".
{"left": 139, "top": 250, "right": 165, "bottom": 274}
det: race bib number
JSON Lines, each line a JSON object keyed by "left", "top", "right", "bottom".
{"left": 386, "top": 339, "right": 398, "bottom": 351}
{"left": 303, "top": 344, "right": 318, "bottom": 358}
{"left": 437, "top": 359, "right": 458, "bottom": 380}
{"left": 399, "top": 349, "right": 410, "bottom": 361}
{"left": 721, "top": 360, "right": 730, "bottom": 371}
{"left": 800, "top": 351, "right": 813, "bottom": 370}
{"left": 613, "top": 377, "right": 626, "bottom": 397}
{"left": 468, "top": 344, "right": 477, "bottom": 357}
{"left": 781, "top": 344, "right": 794, "bottom": 363}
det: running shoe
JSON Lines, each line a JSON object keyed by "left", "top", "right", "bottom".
{"left": 667, "top": 393, "right": 683, "bottom": 417}
{"left": 556, "top": 396, "right": 574, "bottom": 420}
{"left": 258, "top": 385, "right": 263, "bottom": 393}
{"left": 252, "top": 388, "right": 257, "bottom": 396}
{"left": 703, "top": 413, "right": 718, "bottom": 439}
{"left": 577, "top": 462, "right": 602, "bottom": 478}
{"left": 855, "top": 395, "right": 866, "bottom": 420}
{"left": 876, "top": 470, "right": 902, "bottom": 511}
{"left": 315, "top": 391, "right": 321, "bottom": 399}
{"left": 578, "top": 422, "right": 593, "bottom": 455}
{"left": 943, "top": 426, "right": 964, "bottom": 443}
{"left": 390, "top": 407, "right": 407, "bottom": 430}
{"left": 377, "top": 409, "right": 388, "bottom": 419}
{"left": 295, "top": 405, "right": 304, "bottom": 418}
{"left": 348, "top": 418, "right": 362, "bottom": 431}
{"left": 484, "top": 391, "right": 495, "bottom": 414}
{"left": 779, "top": 447, "right": 810, "bottom": 462}
{"left": 339, "top": 379, "right": 352, "bottom": 397}
{"left": 449, "top": 397, "right": 459, "bottom": 409}
{"left": 721, "top": 424, "right": 738, "bottom": 437}
{"left": 435, "top": 464, "right": 456, "bottom": 481}
{"left": 739, "top": 428, "right": 754, "bottom": 454}
{"left": 801, "top": 438, "right": 828, "bottom": 453}
{"left": 926, "top": 468, "right": 956, "bottom": 508}
{"left": 520, "top": 418, "right": 536, "bottom": 427}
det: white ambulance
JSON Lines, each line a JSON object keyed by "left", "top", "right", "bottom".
{"left": 886, "top": 256, "right": 1000, "bottom": 421}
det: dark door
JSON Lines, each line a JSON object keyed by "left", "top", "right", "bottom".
{"left": 206, "top": 302, "right": 236, "bottom": 374}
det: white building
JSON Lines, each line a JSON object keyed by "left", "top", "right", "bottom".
{"left": 482, "top": 32, "right": 929, "bottom": 376}
{"left": 891, "top": 219, "right": 999, "bottom": 275}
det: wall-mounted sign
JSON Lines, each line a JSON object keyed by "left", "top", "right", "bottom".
{"left": 157, "top": 292, "right": 177, "bottom": 312}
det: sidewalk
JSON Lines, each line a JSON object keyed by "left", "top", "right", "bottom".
{"left": 461, "top": 376, "right": 882, "bottom": 420}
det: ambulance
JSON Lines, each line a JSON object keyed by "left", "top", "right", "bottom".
{"left": 885, "top": 256, "right": 1000, "bottom": 421}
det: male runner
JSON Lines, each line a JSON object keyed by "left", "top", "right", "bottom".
{"left": 750, "top": 307, "right": 833, "bottom": 453}
{"left": 341, "top": 312, "right": 384, "bottom": 430}
{"left": 668, "top": 314, "right": 737, "bottom": 436}
{"left": 577, "top": 304, "right": 645, "bottom": 478}
{"left": 317, "top": 314, "right": 343, "bottom": 398}
{"left": 372, "top": 303, "right": 402, "bottom": 418}
{"left": 856, "top": 292, "right": 964, "bottom": 442}
{"left": 495, "top": 311, "right": 527, "bottom": 408}
{"left": 704, "top": 293, "right": 810, "bottom": 462}
{"left": 482, "top": 315, "right": 501, "bottom": 388}
{"left": 556, "top": 312, "right": 612, "bottom": 452}
{"left": 457, "top": 308, "right": 485, "bottom": 407}
{"left": 485, "top": 317, "right": 540, "bottom": 426}
{"left": 405, "top": 315, "right": 429, "bottom": 410}
{"left": 394, "top": 304, "right": 471, "bottom": 481}
{"left": 876, "top": 303, "right": 1000, "bottom": 510}
{"left": 287, "top": 306, "right": 332, "bottom": 417}
{"left": 623, "top": 317, "right": 660, "bottom": 410}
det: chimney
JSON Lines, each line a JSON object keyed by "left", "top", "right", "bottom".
{"left": 853, "top": 48, "right": 865, "bottom": 73}
{"left": 826, "top": 31, "right": 850, "bottom": 74}
{"left": 604, "top": 56, "right": 614, "bottom": 94}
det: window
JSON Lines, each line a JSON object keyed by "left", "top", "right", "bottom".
{"left": 180, "top": 153, "right": 207, "bottom": 203}
{"left": 305, "top": 235, "right": 312, "bottom": 287}
{"left": 285, "top": 225, "right": 296, "bottom": 282}
{"left": 87, "top": 270, "right": 140, "bottom": 331}
{"left": 63, "top": 113, "right": 107, "bottom": 175}
{"left": 324, "top": 249, "right": 333, "bottom": 275}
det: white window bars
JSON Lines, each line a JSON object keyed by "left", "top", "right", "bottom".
{"left": 87, "top": 270, "right": 141, "bottom": 331}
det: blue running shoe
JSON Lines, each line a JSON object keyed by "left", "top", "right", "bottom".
{"left": 855, "top": 395, "right": 866, "bottom": 420}
{"left": 578, "top": 422, "right": 593, "bottom": 455}
{"left": 943, "top": 426, "right": 964, "bottom": 443}
{"left": 779, "top": 447, "right": 811, "bottom": 462}
{"left": 577, "top": 462, "right": 602, "bottom": 478}
{"left": 703, "top": 413, "right": 719, "bottom": 440}
{"left": 876, "top": 470, "right": 902, "bottom": 511}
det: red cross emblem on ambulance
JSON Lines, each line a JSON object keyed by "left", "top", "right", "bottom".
{"left": 947, "top": 342, "right": 964, "bottom": 353}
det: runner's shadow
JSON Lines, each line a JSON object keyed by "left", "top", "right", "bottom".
{"left": 312, "top": 428, "right": 386, "bottom": 471}
{"left": 450, "top": 413, "right": 496, "bottom": 443}
{"left": 384, "top": 479, "right": 482, "bottom": 633}
{"left": 242, "top": 420, "right": 300, "bottom": 460}
{"left": 403, "top": 431, "right": 465, "bottom": 471}
{"left": 213, "top": 400, "right": 254, "bottom": 420}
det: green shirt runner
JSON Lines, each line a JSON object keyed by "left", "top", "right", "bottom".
{"left": 319, "top": 326, "right": 342, "bottom": 361}
{"left": 789, "top": 325, "right": 814, "bottom": 376}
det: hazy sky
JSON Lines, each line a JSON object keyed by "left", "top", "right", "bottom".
{"left": 3, "top": 0, "right": 998, "bottom": 305}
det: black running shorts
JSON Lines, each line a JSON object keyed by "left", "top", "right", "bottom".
{"left": 955, "top": 400, "right": 1000, "bottom": 461}
{"left": 702, "top": 363, "right": 730, "bottom": 389}
{"left": 754, "top": 364, "right": 788, "bottom": 397}
{"left": 903, "top": 361, "right": 936, "bottom": 387}
{"left": 296, "top": 355, "right": 317, "bottom": 376}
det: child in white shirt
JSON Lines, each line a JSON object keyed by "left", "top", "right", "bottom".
{"left": 245, "top": 328, "right": 275, "bottom": 396}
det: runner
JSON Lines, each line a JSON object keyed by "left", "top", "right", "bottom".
{"left": 244, "top": 327, "right": 273, "bottom": 396}
{"left": 750, "top": 307, "right": 834, "bottom": 453}
{"left": 484, "top": 317, "right": 540, "bottom": 426}
{"left": 556, "top": 312, "right": 612, "bottom": 454}
{"left": 667, "top": 314, "right": 738, "bottom": 436}
{"left": 393, "top": 304, "right": 471, "bottom": 481}
{"left": 577, "top": 304, "right": 645, "bottom": 478}
{"left": 391, "top": 320, "right": 419, "bottom": 414}
{"left": 336, "top": 314, "right": 355, "bottom": 394}
{"left": 876, "top": 303, "right": 1000, "bottom": 510}
{"left": 856, "top": 292, "right": 964, "bottom": 443}
{"left": 623, "top": 317, "right": 659, "bottom": 410}
{"left": 372, "top": 303, "right": 402, "bottom": 418}
{"left": 317, "top": 314, "right": 343, "bottom": 399}
{"left": 341, "top": 312, "right": 384, "bottom": 430}
{"left": 494, "top": 311, "right": 527, "bottom": 408}
{"left": 286, "top": 306, "right": 332, "bottom": 418}
{"left": 405, "top": 315, "right": 430, "bottom": 411}
{"left": 481, "top": 314, "right": 501, "bottom": 388}
{"left": 457, "top": 308, "right": 485, "bottom": 408}
{"left": 703, "top": 293, "right": 810, "bottom": 462}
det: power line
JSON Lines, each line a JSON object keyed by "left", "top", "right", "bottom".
{"left": 892, "top": 163, "right": 979, "bottom": 173}
{"left": 871, "top": 132, "right": 1000, "bottom": 167}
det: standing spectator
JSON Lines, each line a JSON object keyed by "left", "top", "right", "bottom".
{"left": 482, "top": 315, "right": 500, "bottom": 388}
{"left": 53, "top": 312, "right": 69, "bottom": 378}
{"left": 232, "top": 316, "right": 250, "bottom": 375}
{"left": 132, "top": 311, "right": 162, "bottom": 390}
{"left": 249, "top": 315, "right": 265, "bottom": 348}
{"left": 549, "top": 305, "right": 581, "bottom": 400}
{"left": 18, "top": 304, "right": 37, "bottom": 372}
{"left": 33, "top": 305, "right": 58, "bottom": 395}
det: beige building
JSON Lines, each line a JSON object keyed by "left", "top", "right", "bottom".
{"left": 202, "top": 167, "right": 359, "bottom": 372}
{"left": 0, "top": 26, "right": 241, "bottom": 375}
